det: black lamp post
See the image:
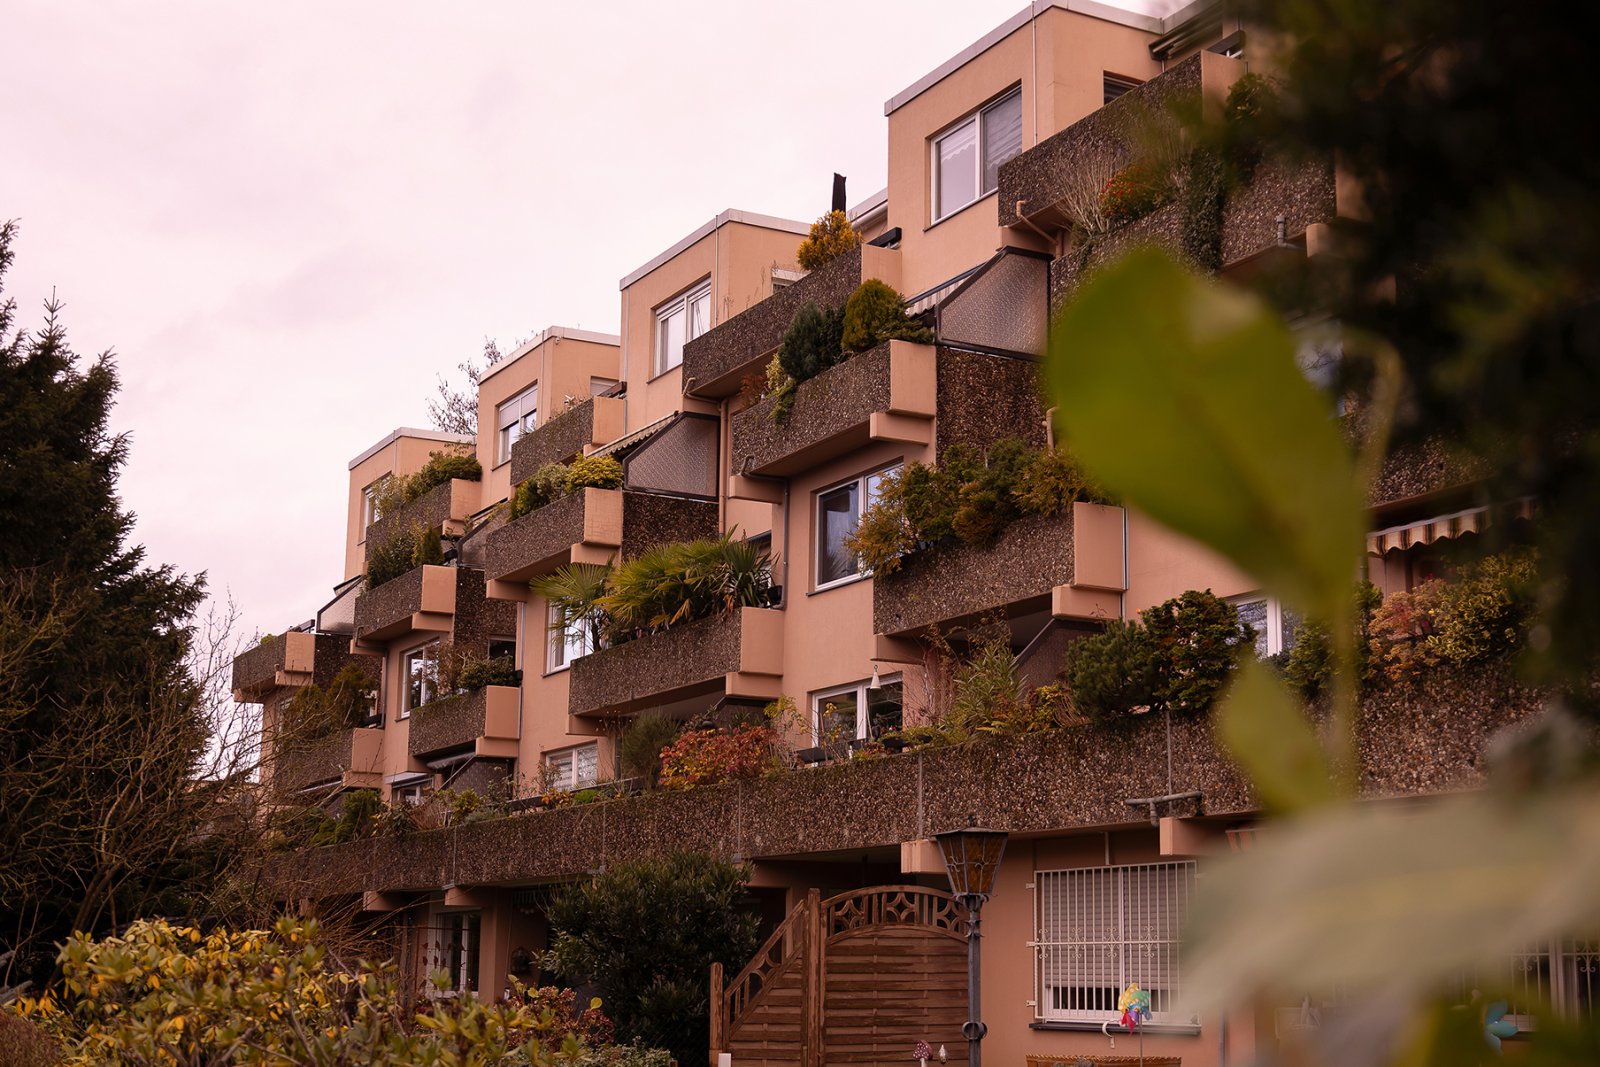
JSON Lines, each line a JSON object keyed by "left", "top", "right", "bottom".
{"left": 934, "top": 818, "right": 1009, "bottom": 1067}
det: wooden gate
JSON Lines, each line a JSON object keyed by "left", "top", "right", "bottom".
{"left": 710, "top": 886, "right": 969, "bottom": 1067}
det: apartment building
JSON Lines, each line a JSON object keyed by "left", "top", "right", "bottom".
{"left": 234, "top": 2, "right": 1562, "bottom": 1063}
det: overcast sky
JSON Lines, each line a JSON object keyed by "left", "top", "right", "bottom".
{"left": 2, "top": 0, "right": 1172, "bottom": 644}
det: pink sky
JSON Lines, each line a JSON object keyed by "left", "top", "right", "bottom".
{"left": 1, "top": 0, "right": 1174, "bottom": 642}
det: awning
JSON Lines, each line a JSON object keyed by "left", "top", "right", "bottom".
{"left": 1366, "top": 498, "right": 1535, "bottom": 556}
{"left": 592, "top": 412, "right": 675, "bottom": 459}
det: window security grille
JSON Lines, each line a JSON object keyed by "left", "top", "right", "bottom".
{"left": 1034, "top": 862, "right": 1196, "bottom": 1024}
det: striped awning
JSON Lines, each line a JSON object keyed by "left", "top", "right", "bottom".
{"left": 591, "top": 412, "right": 675, "bottom": 459}
{"left": 1366, "top": 498, "right": 1535, "bottom": 556}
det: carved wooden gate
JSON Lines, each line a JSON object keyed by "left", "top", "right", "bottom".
{"left": 710, "top": 886, "right": 969, "bottom": 1067}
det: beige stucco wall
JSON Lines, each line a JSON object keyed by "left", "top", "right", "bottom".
{"left": 345, "top": 432, "right": 473, "bottom": 582}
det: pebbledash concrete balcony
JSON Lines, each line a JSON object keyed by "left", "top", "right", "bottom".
{"left": 567, "top": 607, "right": 784, "bottom": 717}
{"left": 364, "top": 478, "right": 479, "bottom": 562}
{"left": 263, "top": 663, "right": 1545, "bottom": 896}
{"left": 509, "top": 396, "right": 627, "bottom": 485}
{"left": 873, "top": 502, "right": 1128, "bottom": 639}
{"left": 353, "top": 564, "right": 461, "bottom": 644}
{"left": 681, "top": 244, "right": 903, "bottom": 400}
{"left": 272, "top": 726, "right": 385, "bottom": 795}
{"left": 485, "top": 488, "right": 718, "bottom": 592}
{"left": 231, "top": 630, "right": 370, "bottom": 703}
{"left": 731, "top": 343, "right": 1045, "bottom": 485}
{"left": 408, "top": 684, "right": 520, "bottom": 761}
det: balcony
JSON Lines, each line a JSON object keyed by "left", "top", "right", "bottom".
{"left": 273, "top": 726, "right": 385, "bottom": 794}
{"left": 408, "top": 684, "right": 520, "bottom": 761}
{"left": 509, "top": 396, "right": 627, "bottom": 486}
{"left": 485, "top": 487, "right": 718, "bottom": 590}
{"left": 353, "top": 564, "right": 460, "bottom": 644}
{"left": 231, "top": 630, "right": 371, "bottom": 702}
{"left": 567, "top": 606, "right": 784, "bottom": 717}
{"left": 682, "top": 244, "right": 903, "bottom": 399}
{"left": 873, "top": 503, "right": 1127, "bottom": 638}
{"left": 365, "top": 478, "right": 479, "bottom": 561}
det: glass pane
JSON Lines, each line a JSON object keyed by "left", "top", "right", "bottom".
{"left": 658, "top": 305, "right": 685, "bottom": 372}
{"left": 867, "top": 682, "right": 903, "bottom": 737}
{"left": 981, "top": 91, "right": 1023, "bottom": 193}
{"left": 1280, "top": 607, "right": 1305, "bottom": 653}
{"left": 498, "top": 398, "right": 520, "bottom": 431}
{"left": 689, "top": 287, "right": 711, "bottom": 340}
{"left": 817, "top": 691, "right": 859, "bottom": 743}
{"left": 1233, "top": 598, "right": 1270, "bottom": 657}
{"left": 936, "top": 119, "right": 978, "bottom": 219}
{"left": 576, "top": 744, "right": 599, "bottom": 787}
{"left": 816, "top": 483, "right": 860, "bottom": 586}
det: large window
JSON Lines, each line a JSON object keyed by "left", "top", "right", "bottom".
{"left": 401, "top": 639, "right": 441, "bottom": 719}
{"left": 1229, "top": 594, "right": 1303, "bottom": 658}
{"left": 931, "top": 87, "right": 1023, "bottom": 223}
{"left": 656, "top": 280, "right": 711, "bottom": 375}
{"left": 812, "top": 677, "right": 903, "bottom": 745}
{"left": 1035, "top": 862, "right": 1197, "bottom": 1025}
{"left": 496, "top": 384, "right": 538, "bottom": 466}
{"left": 815, "top": 466, "right": 899, "bottom": 590}
{"left": 428, "top": 911, "right": 480, "bottom": 994}
{"left": 546, "top": 600, "right": 594, "bottom": 673}
{"left": 545, "top": 742, "right": 599, "bottom": 791}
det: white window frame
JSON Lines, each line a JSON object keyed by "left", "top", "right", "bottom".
{"left": 544, "top": 742, "right": 599, "bottom": 791}
{"left": 496, "top": 384, "right": 538, "bottom": 466}
{"left": 361, "top": 478, "right": 390, "bottom": 535}
{"left": 930, "top": 85, "right": 1023, "bottom": 224}
{"left": 546, "top": 599, "right": 595, "bottom": 673}
{"left": 811, "top": 676, "right": 904, "bottom": 745}
{"left": 1228, "top": 593, "right": 1302, "bottom": 658}
{"left": 814, "top": 464, "right": 900, "bottom": 592}
{"left": 389, "top": 774, "right": 432, "bottom": 807}
{"left": 400, "top": 639, "right": 441, "bottom": 719}
{"left": 427, "top": 910, "right": 480, "bottom": 996}
{"left": 1034, "top": 862, "right": 1197, "bottom": 1027}
{"left": 655, "top": 279, "right": 712, "bottom": 376}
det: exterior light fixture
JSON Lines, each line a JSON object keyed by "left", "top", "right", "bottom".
{"left": 934, "top": 817, "right": 1009, "bottom": 1067}
{"left": 869, "top": 663, "right": 882, "bottom": 689}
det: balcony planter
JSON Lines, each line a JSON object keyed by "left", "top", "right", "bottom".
{"left": 365, "top": 478, "right": 478, "bottom": 560}
{"left": 682, "top": 244, "right": 902, "bottom": 399}
{"left": 485, "top": 488, "right": 719, "bottom": 588}
{"left": 409, "top": 684, "right": 520, "bottom": 760}
{"left": 353, "top": 564, "right": 458, "bottom": 643}
{"left": 509, "top": 396, "right": 626, "bottom": 485}
{"left": 567, "top": 606, "right": 784, "bottom": 717}
{"left": 273, "top": 726, "right": 385, "bottom": 794}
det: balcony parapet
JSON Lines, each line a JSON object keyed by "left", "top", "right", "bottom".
{"left": 567, "top": 606, "right": 784, "bottom": 717}
{"left": 365, "top": 479, "right": 479, "bottom": 561}
{"left": 264, "top": 663, "right": 1545, "bottom": 896}
{"left": 353, "top": 564, "right": 459, "bottom": 644}
{"left": 232, "top": 631, "right": 374, "bottom": 702}
{"left": 272, "top": 726, "right": 385, "bottom": 795}
{"left": 509, "top": 396, "right": 627, "bottom": 486}
{"left": 485, "top": 488, "right": 718, "bottom": 592}
{"left": 682, "top": 245, "right": 902, "bottom": 400}
{"left": 408, "top": 684, "right": 520, "bottom": 761}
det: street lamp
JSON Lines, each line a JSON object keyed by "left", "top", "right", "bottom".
{"left": 934, "top": 818, "right": 1009, "bottom": 1067}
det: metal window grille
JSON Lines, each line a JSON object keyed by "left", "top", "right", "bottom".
{"left": 399, "top": 915, "right": 481, "bottom": 996}
{"left": 1034, "top": 862, "right": 1196, "bottom": 1024}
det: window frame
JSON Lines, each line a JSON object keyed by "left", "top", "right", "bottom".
{"left": 428, "top": 910, "right": 481, "bottom": 996}
{"left": 654, "top": 279, "right": 712, "bottom": 377}
{"left": 361, "top": 477, "right": 390, "bottom": 536}
{"left": 813, "top": 464, "right": 900, "bottom": 592}
{"left": 811, "top": 676, "right": 903, "bottom": 745}
{"left": 544, "top": 742, "right": 600, "bottom": 791}
{"left": 400, "top": 638, "right": 441, "bottom": 719}
{"left": 496, "top": 384, "right": 539, "bottom": 467}
{"left": 545, "top": 599, "right": 595, "bottom": 674}
{"left": 929, "top": 85, "right": 1023, "bottom": 225}
{"left": 1034, "top": 861, "right": 1198, "bottom": 1027}
{"left": 1228, "top": 593, "right": 1302, "bottom": 658}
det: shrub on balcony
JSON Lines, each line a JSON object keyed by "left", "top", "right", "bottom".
{"left": 795, "top": 208, "right": 859, "bottom": 271}
{"left": 657, "top": 723, "right": 781, "bottom": 790}
{"left": 401, "top": 448, "right": 482, "bottom": 503}
{"left": 1063, "top": 619, "right": 1158, "bottom": 721}
{"left": 840, "top": 278, "right": 933, "bottom": 352}
{"left": 510, "top": 461, "right": 571, "bottom": 520}
{"left": 567, "top": 454, "right": 623, "bottom": 492}
{"left": 456, "top": 654, "right": 522, "bottom": 691}
{"left": 619, "top": 711, "right": 683, "bottom": 789}
{"left": 776, "top": 301, "right": 845, "bottom": 386}
{"left": 281, "top": 661, "right": 377, "bottom": 740}
{"left": 1099, "top": 160, "right": 1172, "bottom": 224}
{"left": 364, "top": 521, "right": 444, "bottom": 590}
{"left": 600, "top": 535, "right": 773, "bottom": 640}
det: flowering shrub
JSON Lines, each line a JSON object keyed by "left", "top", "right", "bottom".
{"left": 1099, "top": 161, "right": 1171, "bottom": 224}
{"left": 657, "top": 723, "right": 781, "bottom": 790}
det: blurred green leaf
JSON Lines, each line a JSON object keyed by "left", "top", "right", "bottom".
{"left": 1046, "top": 249, "right": 1364, "bottom": 623}
{"left": 1182, "top": 779, "right": 1600, "bottom": 1017}
{"left": 1219, "top": 658, "right": 1337, "bottom": 811}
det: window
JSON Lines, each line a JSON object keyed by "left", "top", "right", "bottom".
{"left": 1229, "top": 594, "right": 1303, "bottom": 658}
{"left": 656, "top": 280, "right": 711, "bottom": 375}
{"left": 488, "top": 636, "right": 517, "bottom": 664}
{"left": 815, "top": 466, "right": 898, "bottom": 590}
{"left": 547, "top": 600, "right": 595, "bottom": 672}
{"left": 391, "top": 774, "right": 432, "bottom": 806}
{"left": 545, "top": 743, "right": 599, "bottom": 791}
{"left": 496, "top": 384, "right": 538, "bottom": 465}
{"left": 813, "top": 677, "right": 903, "bottom": 745}
{"left": 361, "top": 478, "right": 390, "bottom": 532}
{"left": 590, "top": 377, "right": 619, "bottom": 397}
{"left": 931, "top": 87, "right": 1022, "bottom": 223}
{"left": 1103, "top": 72, "right": 1145, "bottom": 104}
{"left": 401, "top": 639, "right": 441, "bottom": 718}
{"left": 1035, "top": 862, "right": 1197, "bottom": 1025}
{"left": 428, "top": 911, "right": 480, "bottom": 994}
{"left": 1448, "top": 940, "right": 1599, "bottom": 1030}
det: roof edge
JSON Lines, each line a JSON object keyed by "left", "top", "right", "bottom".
{"left": 477, "top": 326, "right": 623, "bottom": 389}
{"left": 348, "top": 427, "right": 474, "bottom": 471}
{"left": 619, "top": 209, "right": 811, "bottom": 291}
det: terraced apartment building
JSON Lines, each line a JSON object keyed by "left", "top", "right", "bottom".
{"left": 234, "top": 2, "right": 1566, "bottom": 1064}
